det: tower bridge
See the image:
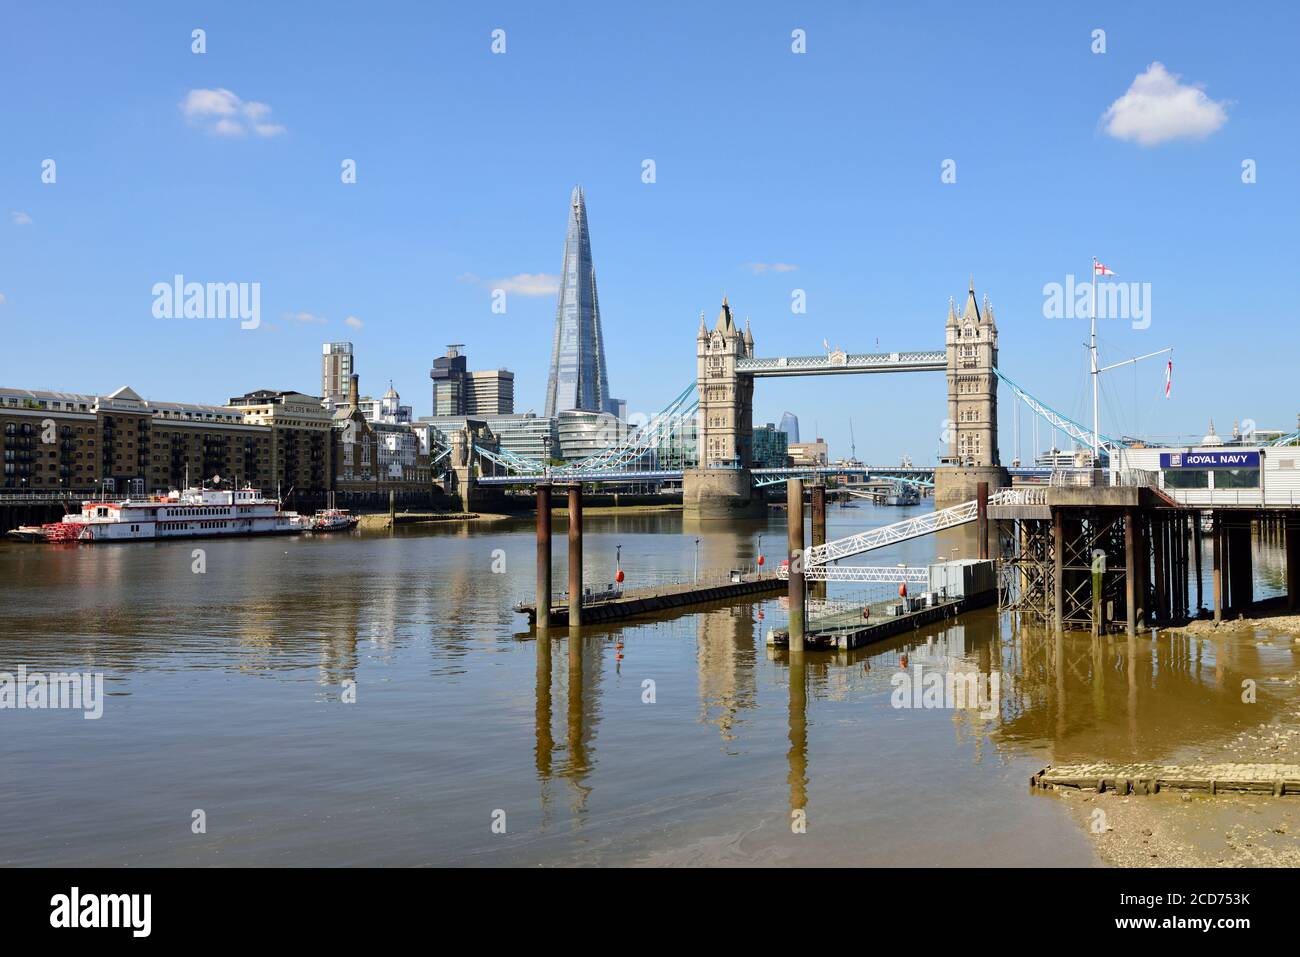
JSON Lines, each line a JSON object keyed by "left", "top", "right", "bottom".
{"left": 684, "top": 279, "right": 1007, "bottom": 517}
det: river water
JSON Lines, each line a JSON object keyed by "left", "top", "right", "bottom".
{"left": 1, "top": 503, "right": 1295, "bottom": 866}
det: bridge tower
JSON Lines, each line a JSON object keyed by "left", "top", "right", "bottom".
{"left": 935, "top": 279, "right": 1009, "bottom": 508}
{"left": 683, "top": 298, "right": 762, "bottom": 517}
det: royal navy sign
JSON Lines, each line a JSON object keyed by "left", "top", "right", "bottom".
{"left": 1160, "top": 451, "right": 1260, "bottom": 469}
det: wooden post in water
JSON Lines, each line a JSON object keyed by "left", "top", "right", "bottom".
{"left": 535, "top": 483, "right": 552, "bottom": 630}
{"left": 977, "top": 482, "right": 989, "bottom": 561}
{"left": 1193, "top": 511, "right": 1203, "bottom": 614}
{"left": 1153, "top": 512, "right": 1167, "bottom": 624}
{"left": 1124, "top": 508, "right": 1138, "bottom": 638}
{"left": 388, "top": 489, "right": 396, "bottom": 526}
{"left": 567, "top": 484, "right": 583, "bottom": 629}
{"left": 1211, "top": 510, "right": 1223, "bottom": 623}
{"left": 810, "top": 483, "right": 827, "bottom": 601}
{"left": 1052, "top": 508, "right": 1065, "bottom": 631}
{"left": 787, "top": 478, "right": 805, "bottom": 651}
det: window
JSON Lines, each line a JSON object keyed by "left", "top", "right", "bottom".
{"left": 1215, "top": 468, "right": 1259, "bottom": 489}
{"left": 1163, "top": 469, "right": 1209, "bottom": 489}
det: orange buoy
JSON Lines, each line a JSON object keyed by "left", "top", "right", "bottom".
{"left": 898, "top": 582, "right": 908, "bottom": 598}
{"left": 757, "top": 554, "right": 765, "bottom": 567}
{"left": 615, "top": 568, "right": 624, "bottom": 584}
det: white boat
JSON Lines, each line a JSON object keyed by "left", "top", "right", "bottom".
{"left": 296, "top": 507, "right": 359, "bottom": 533}
{"left": 8, "top": 486, "right": 302, "bottom": 543}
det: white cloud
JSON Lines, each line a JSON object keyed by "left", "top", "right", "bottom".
{"left": 182, "top": 88, "right": 286, "bottom": 137}
{"left": 746, "top": 262, "right": 799, "bottom": 274}
{"left": 11, "top": 211, "right": 33, "bottom": 226}
{"left": 1102, "top": 62, "right": 1228, "bottom": 146}
{"left": 460, "top": 272, "right": 560, "bottom": 297}
{"left": 0, "top": 293, "right": 6, "bottom": 305}
{"left": 344, "top": 315, "right": 363, "bottom": 329}
{"left": 283, "top": 311, "right": 327, "bottom": 324}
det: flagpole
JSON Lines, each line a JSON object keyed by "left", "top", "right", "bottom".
{"left": 1091, "top": 257, "right": 1100, "bottom": 467}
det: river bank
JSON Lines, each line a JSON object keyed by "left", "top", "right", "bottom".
{"left": 1054, "top": 620, "right": 1300, "bottom": 866}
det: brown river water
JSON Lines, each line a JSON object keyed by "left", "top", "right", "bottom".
{"left": 1, "top": 503, "right": 1296, "bottom": 866}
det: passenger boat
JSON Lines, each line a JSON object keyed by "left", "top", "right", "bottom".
{"left": 302, "top": 507, "right": 359, "bottom": 533}
{"left": 5, "top": 486, "right": 301, "bottom": 543}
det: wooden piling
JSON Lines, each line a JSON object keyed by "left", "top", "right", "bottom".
{"left": 1053, "top": 508, "right": 1065, "bottom": 631}
{"left": 1288, "top": 517, "right": 1300, "bottom": 612}
{"left": 567, "top": 484, "right": 583, "bottom": 629}
{"left": 1124, "top": 508, "right": 1137, "bottom": 637}
{"left": 787, "top": 478, "right": 806, "bottom": 651}
{"left": 1212, "top": 510, "right": 1223, "bottom": 623}
{"left": 535, "top": 483, "right": 552, "bottom": 630}
{"left": 977, "top": 481, "right": 989, "bottom": 560}
{"left": 810, "top": 483, "right": 827, "bottom": 601}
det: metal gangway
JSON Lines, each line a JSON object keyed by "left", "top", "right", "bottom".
{"left": 797, "top": 488, "right": 1043, "bottom": 579}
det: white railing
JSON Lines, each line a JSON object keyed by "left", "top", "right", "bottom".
{"left": 805, "top": 488, "right": 1021, "bottom": 566}
{"left": 781, "top": 565, "right": 932, "bottom": 582}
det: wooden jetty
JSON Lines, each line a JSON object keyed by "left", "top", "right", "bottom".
{"left": 767, "top": 591, "right": 993, "bottom": 650}
{"left": 516, "top": 574, "right": 783, "bottom": 627}
{"left": 1031, "top": 762, "right": 1300, "bottom": 797}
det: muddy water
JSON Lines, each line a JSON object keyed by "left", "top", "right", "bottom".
{"left": 0, "top": 505, "right": 1293, "bottom": 866}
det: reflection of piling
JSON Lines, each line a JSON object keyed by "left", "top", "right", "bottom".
{"left": 536, "top": 483, "right": 552, "bottom": 630}
{"left": 787, "top": 478, "right": 805, "bottom": 651}
{"left": 567, "top": 484, "right": 583, "bottom": 629}
{"left": 977, "top": 482, "right": 989, "bottom": 560}
{"left": 1288, "top": 517, "right": 1300, "bottom": 612}
{"left": 535, "top": 628, "right": 553, "bottom": 778}
{"left": 787, "top": 650, "right": 808, "bottom": 819}
{"left": 810, "top": 483, "right": 827, "bottom": 601}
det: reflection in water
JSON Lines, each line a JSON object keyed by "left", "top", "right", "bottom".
{"left": 787, "top": 651, "right": 807, "bottom": 820}
{"left": 2, "top": 509, "right": 1295, "bottom": 866}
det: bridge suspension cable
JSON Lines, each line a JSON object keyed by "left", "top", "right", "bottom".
{"left": 994, "top": 368, "right": 1127, "bottom": 455}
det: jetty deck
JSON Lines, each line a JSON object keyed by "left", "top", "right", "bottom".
{"left": 516, "top": 573, "right": 784, "bottom": 627}
{"left": 767, "top": 591, "right": 993, "bottom": 650}
{"left": 1031, "top": 763, "right": 1300, "bottom": 796}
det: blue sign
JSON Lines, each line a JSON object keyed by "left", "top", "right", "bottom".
{"left": 1160, "top": 451, "right": 1260, "bottom": 469}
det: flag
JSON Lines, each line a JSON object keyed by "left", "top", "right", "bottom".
{"left": 1165, "top": 358, "right": 1172, "bottom": 398}
{"left": 1093, "top": 259, "right": 1116, "bottom": 277}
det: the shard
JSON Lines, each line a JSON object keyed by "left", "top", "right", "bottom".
{"left": 544, "top": 186, "right": 611, "bottom": 417}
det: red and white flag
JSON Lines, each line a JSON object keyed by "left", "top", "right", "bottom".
{"left": 1164, "top": 358, "right": 1173, "bottom": 398}
{"left": 1093, "top": 260, "right": 1116, "bottom": 277}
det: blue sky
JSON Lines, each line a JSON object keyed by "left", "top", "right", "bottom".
{"left": 3, "top": 1, "right": 1297, "bottom": 462}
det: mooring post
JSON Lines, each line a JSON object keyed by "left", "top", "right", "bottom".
{"left": 810, "top": 483, "right": 827, "bottom": 601}
{"left": 1052, "top": 508, "right": 1065, "bottom": 631}
{"left": 567, "top": 483, "right": 583, "bottom": 629}
{"left": 1211, "top": 510, "right": 1223, "bottom": 623}
{"left": 535, "top": 483, "right": 552, "bottom": 630}
{"left": 787, "top": 478, "right": 805, "bottom": 651}
{"left": 388, "top": 489, "right": 396, "bottom": 526}
{"left": 1124, "top": 508, "right": 1137, "bottom": 638}
{"left": 1153, "top": 512, "right": 1167, "bottom": 624}
{"left": 1193, "top": 511, "right": 1203, "bottom": 613}
{"left": 977, "top": 481, "right": 989, "bottom": 560}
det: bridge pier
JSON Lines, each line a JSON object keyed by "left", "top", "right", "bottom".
{"left": 682, "top": 467, "right": 763, "bottom": 519}
{"left": 934, "top": 465, "right": 1009, "bottom": 511}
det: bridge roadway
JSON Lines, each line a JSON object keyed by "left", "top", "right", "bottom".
{"left": 474, "top": 466, "right": 1052, "bottom": 486}
{"left": 736, "top": 350, "right": 946, "bottom": 377}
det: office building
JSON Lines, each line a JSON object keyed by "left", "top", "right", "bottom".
{"left": 752, "top": 422, "right": 790, "bottom": 469}
{"left": 544, "top": 185, "right": 615, "bottom": 417}
{"left": 465, "top": 369, "right": 514, "bottom": 416}
{"left": 321, "top": 342, "right": 355, "bottom": 409}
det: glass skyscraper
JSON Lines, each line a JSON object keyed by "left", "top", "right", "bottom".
{"left": 544, "top": 186, "right": 612, "bottom": 418}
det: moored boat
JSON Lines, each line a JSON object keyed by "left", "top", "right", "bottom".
{"left": 5, "top": 486, "right": 301, "bottom": 543}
